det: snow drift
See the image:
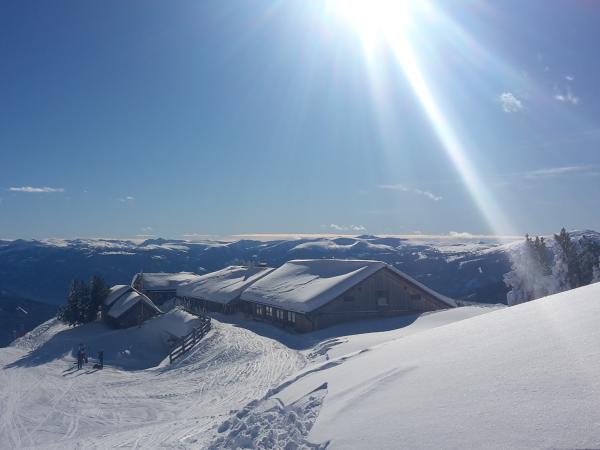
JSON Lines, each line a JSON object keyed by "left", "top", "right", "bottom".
{"left": 226, "top": 282, "right": 600, "bottom": 449}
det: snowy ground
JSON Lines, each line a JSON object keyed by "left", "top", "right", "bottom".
{"left": 0, "top": 311, "right": 304, "bottom": 448}
{"left": 0, "top": 305, "right": 496, "bottom": 448}
{"left": 216, "top": 284, "right": 600, "bottom": 449}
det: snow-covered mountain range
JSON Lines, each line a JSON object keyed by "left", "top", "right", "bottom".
{"left": 0, "top": 234, "right": 522, "bottom": 306}
{"left": 1, "top": 230, "right": 599, "bottom": 347}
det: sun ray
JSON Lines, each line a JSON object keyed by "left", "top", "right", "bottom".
{"left": 330, "top": 0, "right": 515, "bottom": 235}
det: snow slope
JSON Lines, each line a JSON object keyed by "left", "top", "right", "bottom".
{"left": 217, "top": 283, "right": 600, "bottom": 449}
{"left": 0, "top": 302, "right": 493, "bottom": 448}
{"left": 0, "top": 312, "right": 304, "bottom": 448}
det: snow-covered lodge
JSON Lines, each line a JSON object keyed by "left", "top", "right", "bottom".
{"left": 176, "top": 265, "right": 275, "bottom": 314}
{"left": 103, "top": 285, "right": 162, "bottom": 328}
{"left": 131, "top": 272, "right": 199, "bottom": 306}
{"left": 240, "top": 259, "right": 455, "bottom": 332}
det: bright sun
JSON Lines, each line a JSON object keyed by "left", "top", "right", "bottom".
{"left": 332, "top": 0, "right": 413, "bottom": 45}
{"left": 329, "top": 0, "right": 515, "bottom": 236}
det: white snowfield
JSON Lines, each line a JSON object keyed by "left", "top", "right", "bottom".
{"left": 3, "top": 284, "right": 599, "bottom": 449}
{"left": 0, "top": 304, "right": 490, "bottom": 449}
{"left": 177, "top": 265, "right": 275, "bottom": 304}
{"left": 238, "top": 282, "right": 600, "bottom": 449}
{"left": 0, "top": 310, "right": 305, "bottom": 448}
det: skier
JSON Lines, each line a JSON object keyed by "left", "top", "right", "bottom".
{"left": 77, "top": 343, "right": 86, "bottom": 369}
{"left": 77, "top": 348, "right": 83, "bottom": 369}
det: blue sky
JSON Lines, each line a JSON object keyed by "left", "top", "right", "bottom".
{"left": 1, "top": 0, "right": 599, "bottom": 239}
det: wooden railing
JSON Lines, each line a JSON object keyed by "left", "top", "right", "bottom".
{"left": 169, "top": 316, "right": 211, "bottom": 364}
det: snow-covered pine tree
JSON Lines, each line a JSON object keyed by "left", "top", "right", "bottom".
{"left": 505, "top": 235, "right": 555, "bottom": 305}
{"left": 58, "top": 280, "right": 82, "bottom": 325}
{"left": 592, "top": 257, "right": 600, "bottom": 284}
{"left": 87, "top": 276, "right": 109, "bottom": 322}
{"left": 577, "top": 235, "right": 600, "bottom": 286}
{"left": 533, "top": 236, "right": 552, "bottom": 276}
{"left": 552, "top": 228, "right": 579, "bottom": 292}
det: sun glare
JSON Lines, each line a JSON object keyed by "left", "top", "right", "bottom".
{"left": 333, "top": 0, "right": 413, "bottom": 50}
{"left": 331, "top": 0, "right": 514, "bottom": 235}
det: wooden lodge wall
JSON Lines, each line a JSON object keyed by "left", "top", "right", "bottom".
{"left": 309, "top": 267, "right": 447, "bottom": 330}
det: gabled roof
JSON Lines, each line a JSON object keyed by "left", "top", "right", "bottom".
{"left": 107, "top": 289, "right": 162, "bottom": 319}
{"left": 132, "top": 272, "right": 200, "bottom": 291}
{"left": 240, "top": 259, "right": 455, "bottom": 313}
{"left": 177, "top": 265, "right": 275, "bottom": 305}
{"left": 105, "top": 285, "right": 133, "bottom": 307}
{"left": 240, "top": 259, "right": 385, "bottom": 313}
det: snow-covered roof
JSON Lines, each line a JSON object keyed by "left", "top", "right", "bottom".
{"left": 241, "top": 259, "right": 454, "bottom": 313}
{"left": 105, "top": 285, "right": 133, "bottom": 307}
{"left": 177, "top": 265, "right": 275, "bottom": 305}
{"left": 240, "top": 259, "right": 380, "bottom": 313}
{"left": 107, "top": 290, "right": 162, "bottom": 319}
{"left": 132, "top": 272, "right": 200, "bottom": 291}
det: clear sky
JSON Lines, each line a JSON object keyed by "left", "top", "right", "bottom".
{"left": 1, "top": 0, "right": 599, "bottom": 239}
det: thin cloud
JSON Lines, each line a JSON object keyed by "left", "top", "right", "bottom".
{"left": 520, "top": 165, "right": 595, "bottom": 179}
{"left": 118, "top": 195, "right": 135, "bottom": 202}
{"left": 565, "top": 75, "right": 575, "bottom": 81}
{"left": 330, "top": 224, "right": 366, "bottom": 232}
{"left": 497, "top": 165, "right": 598, "bottom": 186}
{"left": 554, "top": 86, "right": 580, "bottom": 105}
{"left": 497, "top": 92, "right": 523, "bottom": 113}
{"left": 378, "top": 184, "right": 442, "bottom": 202}
{"left": 9, "top": 186, "right": 65, "bottom": 193}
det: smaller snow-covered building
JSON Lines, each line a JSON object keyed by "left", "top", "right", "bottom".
{"left": 131, "top": 272, "right": 200, "bottom": 306}
{"left": 104, "top": 284, "right": 162, "bottom": 328}
{"left": 240, "top": 259, "right": 455, "bottom": 332}
{"left": 177, "top": 265, "right": 275, "bottom": 314}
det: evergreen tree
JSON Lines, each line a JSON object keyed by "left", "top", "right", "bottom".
{"left": 577, "top": 235, "right": 600, "bottom": 285}
{"left": 58, "top": 280, "right": 83, "bottom": 325}
{"left": 88, "top": 276, "right": 109, "bottom": 322}
{"left": 505, "top": 234, "right": 555, "bottom": 305}
{"left": 592, "top": 258, "right": 600, "bottom": 284}
{"left": 57, "top": 276, "right": 108, "bottom": 325}
{"left": 552, "top": 228, "right": 579, "bottom": 292}
{"left": 532, "top": 236, "right": 552, "bottom": 276}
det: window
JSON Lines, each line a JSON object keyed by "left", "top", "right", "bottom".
{"left": 287, "top": 311, "right": 296, "bottom": 323}
{"left": 276, "top": 309, "right": 284, "bottom": 320}
{"left": 256, "top": 305, "right": 263, "bottom": 316}
{"left": 266, "top": 306, "right": 273, "bottom": 317}
{"left": 376, "top": 290, "right": 389, "bottom": 306}
{"left": 344, "top": 295, "right": 355, "bottom": 302}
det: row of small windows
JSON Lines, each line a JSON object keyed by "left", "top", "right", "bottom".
{"left": 256, "top": 305, "right": 296, "bottom": 323}
{"left": 343, "top": 289, "right": 422, "bottom": 306}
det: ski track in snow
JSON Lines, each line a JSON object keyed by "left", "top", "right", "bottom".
{"left": 0, "top": 307, "right": 496, "bottom": 449}
{"left": 0, "top": 321, "right": 305, "bottom": 449}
